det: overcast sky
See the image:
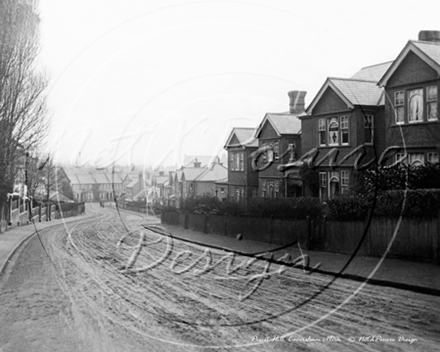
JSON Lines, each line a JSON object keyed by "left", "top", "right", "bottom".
{"left": 38, "top": 0, "right": 440, "bottom": 169}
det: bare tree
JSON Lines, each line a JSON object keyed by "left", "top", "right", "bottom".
{"left": 0, "top": 0, "right": 49, "bottom": 227}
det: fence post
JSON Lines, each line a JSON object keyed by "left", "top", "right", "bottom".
{"left": 306, "top": 216, "right": 311, "bottom": 250}
{"left": 270, "top": 216, "right": 273, "bottom": 243}
{"left": 322, "top": 215, "right": 327, "bottom": 251}
{"left": 224, "top": 215, "right": 228, "bottom": 236}
{"left": 436, "top": 210, "right": 440, "bottom": 265}
{"left": 204, "top": 214, "right": 208, "bottom": 234}
{"left": 38, "top": 205, "right": 42, "bottom": 222}
{"left": 184, "top": 213, "right": 188, "bottom": 229}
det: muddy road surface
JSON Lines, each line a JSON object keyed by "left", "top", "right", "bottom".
{"left": 0, "top": 204, "right": 439, "bottom": 351}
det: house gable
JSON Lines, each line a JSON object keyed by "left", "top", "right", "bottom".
{"left": 312, "top": 86, "right": 349, "bottom": 115}
{"left": 387, "top": 50, "right": 438, "bottom": 87}
{"left": 258, "top": 119, "right": 279, "bottom": 140}
{"left": 228, "top": 133, "right": 241, "bottom": 148}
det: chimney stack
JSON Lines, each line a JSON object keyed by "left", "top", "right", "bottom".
{"left": 288, "top": 91, "right": 307, "bottom": 114}
{"left": 194, "top": 158, "right": 201, "bottom": 168}
{"left": 138, "top": 172, "right": 143, "bottom": 190}
{"left": 418, "top": 30, "right": 440, "bottom": 43}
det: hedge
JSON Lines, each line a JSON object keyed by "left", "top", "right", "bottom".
{"left": 177, "top": 196, "right": 324, "bottom": 220}
{"left": 327, "top": 189, "right": 440, "bottom": 220}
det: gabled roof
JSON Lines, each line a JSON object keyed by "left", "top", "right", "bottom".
{"left": 195, "top": 163, "right": 228, "bottom": 182}
{"left": 74, "top": 174, "right": 95, "bottom": 184}
{"left": 66, "top": 174, "right": 80, "bottom": 184}
{"left": 224, "top": 127, "right": 258, "bottom": 149}
{"left": 93, "top": 173, "right": 110, "bottom": 184}
{"left": 255, "top": 113, "right": 302, "bottom": 138}
{"left": 306, "top": 77, "right": 384, "bottom": 114}
{"left": 215, "top": 177, "right": 228, "bottom": 184}
{"left": 183, "top": 154, "right": 227, "bottom": 168}
{"left": 351, "top": 61, "right": 393, "bottom": 81}
{"left": 126, "top": 179, "right": 139, "bottom": 188}
{"left": 183, "top": 155, "right": 215, "bottom": 167}
{"left": 181, "top": 167, "right": 207, "bottom": 181}
{"left": 105, "top": 173, "right": 123, "bottom": 184}
{"left": 154, "top": 175, "right": 169, "bottom": 186}
{"left": 379, "top": 40, "right": 440, "bottom": 87}
{"left": 133, "top": 189, "right": 148, "bottom": 200}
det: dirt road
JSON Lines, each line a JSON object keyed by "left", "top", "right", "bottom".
{"left": 0, "top": 204, "right": 439, "bottom": 351}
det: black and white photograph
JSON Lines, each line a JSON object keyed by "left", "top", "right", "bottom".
{"left": 0, "top": 0, "right": 439, "bottom": 351}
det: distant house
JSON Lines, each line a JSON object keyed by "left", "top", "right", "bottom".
{"left": 179, "top": 165, "right": 208, "bottom": 199}
{"left": 49, "top": 191, "right": 73, "bottom": 203}
{"left": 68, "top": 174, "right": 95, "bottom": 202}
{"left": 67, "top": 171, "right": 123, "bottom": 202}
{"left": 224, "top": 127, "right": 258, "bottom": 201}
{"left": 151, "top": 170, "right": 171, "bottom": 205}
{"left": 171, "top": 157, "right": 227, "bottom": 203}
{"left": 255, "top": 91, "right": 305, "bottom": 198}
{"left": 193, "top": 162, "right": 228, "bottom": 197}
{"left": 378, "top": 30, "right": 440, "bottom": 166}
{"left": 215, "top": 177, "right": 228, "bottom": 200}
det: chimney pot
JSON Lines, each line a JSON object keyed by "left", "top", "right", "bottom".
{"left": 288, "top": 91, "right": 307, "bottom": 114}
{"left": 418, "top": 30, "right": 440, "bottom": 43}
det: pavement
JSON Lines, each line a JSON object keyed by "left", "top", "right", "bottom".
{"left": 0, "top": 214, "right": 91, "bottom": 276}
{"left": 157, "top": 223, "right": 440, "bottom": 296}
{"left": 1, "top": 208, "right": 439, "bottom": 297}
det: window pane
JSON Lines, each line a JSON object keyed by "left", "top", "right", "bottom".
{"left": 341, "top": 130, "right": 349, "bottom": 144}
{"left": 319, "top": 131, "right": 326, "bottom": 146}
{"left": 365, "top": 115, "right": 373, "bottom": 143}
{"left": 427, "top": 85, "right": 437, "bottom": 101}
{"left": 395, "top": 91, "right": 404, "bottom": 105}
{"left": 408, "top": 89, "right": 424, "bottom": 122}
{"left": 328, "top": 119, "right": 339, "bottom": 145}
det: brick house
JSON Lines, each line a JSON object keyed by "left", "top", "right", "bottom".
{"left": 299, "top": 67, "right": 388, "bottom": 199}
{"left": 378, "top": 30, "right": 440, "bottom": 166}
{"left": 255, "top": 91, "right": 305, "bottom": 198}
{"left": 224, "top": 127, "right": 258, "bottom": 201}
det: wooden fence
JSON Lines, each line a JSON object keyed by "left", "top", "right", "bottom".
{"left": 161, "top": 210, "right": 440, "bottom": 265}
{"left": 161, "top": 211, "right": 310, "bottom": 246}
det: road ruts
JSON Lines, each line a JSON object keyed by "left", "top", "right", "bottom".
{"left": 1, "top": 203, "right": 439, "bottom": 352}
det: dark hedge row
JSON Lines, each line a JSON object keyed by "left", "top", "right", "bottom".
{"left": 359, "top": 163, "right": 440, "bottom": 194}
{"left": 176, "top": 196, "right": 324, "bottom": 220}
{"left": 326, "top": 189, "right": 440, "bottom": 220}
